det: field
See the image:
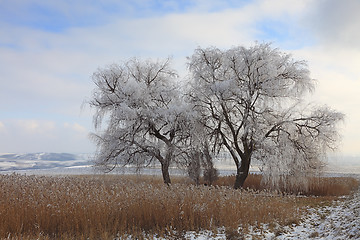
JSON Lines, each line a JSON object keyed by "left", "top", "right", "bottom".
{"left": 0, "top": 173, "right": 358, "bottom": 239}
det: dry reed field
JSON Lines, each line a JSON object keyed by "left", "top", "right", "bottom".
{"left": 215, "top": 174, "right": 359, "bottom": 196}
{"left": 0, "top": 173, "right": 358, "bottom": 239}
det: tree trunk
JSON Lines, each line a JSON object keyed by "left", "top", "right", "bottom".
{"left": 188, "top": 151, "right": 201, "bottom": 185}
{"left": 202, "top": 144, "right": 218, "bottom": 185}
{"left": 234, "top": 155, "right": 251, "bottom": 189}
{"left": 161, "top": 160, "right": 171, "bottom": 185}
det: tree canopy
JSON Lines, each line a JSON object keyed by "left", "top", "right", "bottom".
{"left": 88, "top": 43, "right": 344, "bottom": 189}
{"left": 187, "top": 43, "right": 344, "bottom": 189}
{"left": 89, "top": 58, "right": 190, "bottom": 184}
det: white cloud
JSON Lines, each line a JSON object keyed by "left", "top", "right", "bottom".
{"left": 0, "top": 0, "right": 315, "bottom": 104}
{"left": 305, "top": 0, "right": 360, "bottom": 49}
{"left": 64, "top": 122, "right": 88, "bottom": 134}
{"left": 1, "top": 0, "right": 359, "bottom": 156}
{"left": 15, "top": 120, "right": 56, "bottom": 135}
{"left": 0, "top": 121, "right": 5, "bottom": 132}
{"left": 291, "top": 45, "right": 360, "bottom": 155}
{"left": 277, "top": 0, "right": 360, "bottom": 155}
{"left": 17, "top": 119, "right": 39, "bottom": 132}
{"left": 72, "top": 123, "right": 87, "bottom": 133}
{"left": 0, "top": 119, "right": 92, "bottom": 153}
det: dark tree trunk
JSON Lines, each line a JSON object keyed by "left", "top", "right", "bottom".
{"left": 234, "top": 155, "right": 251, "bottom": 189}
{"left": 188, "top": 151, "right": 201, "bottom": 185}
{"left": 161, "top": 160, "right": 171, "bottom": 185}
{"left": 202, "top": 144, "right": 218, "bottom": 185}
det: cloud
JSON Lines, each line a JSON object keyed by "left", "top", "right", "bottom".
{"left": 0, "top": 1, "right": 265, "bottom": 117}
{"left": 17, "top": 120, "right": 40, "bottom": 132}
{"left": 0, "top": 1, "right": 134, "bottom": 32}
{"left": 64, "top": 122, "right": 87, "bottom": 134}
{"left": 305, "top": 0, "right": 360, "bottom": 49}
{"left": 291, "top": 45, "right": 360, "bottom": 155}
{"left": 15, "top": 119, "right": 55, "bottom": 134}
{"left": 0, "top": 31, "right": 96, "bottom": 116}
{"left": 0, "top": 120, "right": 92, "bottom": 153}
{"left": 0, "top": 121, "right": 5, "bottom": 132}
{"left": 73, "top": 123, "right": 87, "bottom": 133}
{"left": 283, "top": 0, "right": 360, "bottom": 155}
{"left": 1, "top": 0, "right": 359, "bottom": 156}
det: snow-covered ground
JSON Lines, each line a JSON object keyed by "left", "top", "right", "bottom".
{"left": 276, "top": 190, "right": 360, "bottom": 239}
{"left": 1, "top": 152, "right": 359, "bottom": 177}
{"left": 0, "top": 152, "right": 92, "bottom": 172}
{"left": 242, "top": 182, "right": 360, "bottom": 240}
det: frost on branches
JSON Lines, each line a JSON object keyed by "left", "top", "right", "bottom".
{"left": 88, "top": 43, "right": 344, "bottom": 190}
{"left": 187, "top": 43, "right": 344, "bottom": 189}
{"left": 89, "top": 58, "right": 190, "bottom": 184}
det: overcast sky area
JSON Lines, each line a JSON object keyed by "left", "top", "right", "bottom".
{"left": 0, "top": 0, "right": 359, "bottom": 158}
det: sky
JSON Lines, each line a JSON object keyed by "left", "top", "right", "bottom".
{"left": 0, "top": 0, "right": 359, "bottom": 157}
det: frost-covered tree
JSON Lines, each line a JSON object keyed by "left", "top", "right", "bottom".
{"left": 89, "top": 58, "right": 189, "bottom": 184}
{"left": 188, "top": 43, "right": 344, "bottom": 189}
{"left": 183, "top": 111, "right": 219, "bottom": 185}
{"left": 186, "top": 141, "right": 218, "bottom": 186}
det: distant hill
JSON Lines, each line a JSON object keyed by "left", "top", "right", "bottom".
{"left": 0, "top": 152, "right": 92, "bottom": 172}
{"left": 1, "top": 152, "right": 359, "bottom": 175}
{"left": 0, "top": 152, "right": 78, "bottom": 161}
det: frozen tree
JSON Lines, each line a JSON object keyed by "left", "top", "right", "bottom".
{"left": 187, "top": 150, "right": 201, "bottom": 185}
{"left": 89, "top": 58, "right": 189, "bottom": 185}
{"left": 188, "top": 43, "right": 344, "bottom": 189}
{"left": 183, "top": 111, "right": 219, "bottom": 185}
{"left": 186, "top": 142, "right": 219, "bottom": 186}
{"left": 200, "top": 142, "right": 219, "bottom": 185}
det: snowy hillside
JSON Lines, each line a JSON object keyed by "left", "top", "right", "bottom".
{"left": 0, "top": 152, "right": 92, "bottom": 172}
{"left": 1, "top": 152, "right": 359, "bottom": 177}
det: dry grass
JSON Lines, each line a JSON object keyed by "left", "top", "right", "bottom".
{"left": 306, "top": 176, "right": 359, "bottom": 196}
{"left": 0, "top": 173, "right": 358, "bottom": 239}
{"left": 213, "top": 174, "right": 359, "bottom": 196}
